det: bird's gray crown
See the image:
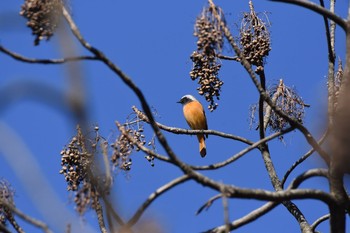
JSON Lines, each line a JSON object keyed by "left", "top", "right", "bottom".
{"left": 178, "top": 95, "right": 197, "bottom": 105}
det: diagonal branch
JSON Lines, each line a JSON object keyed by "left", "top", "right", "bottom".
{"left": 281, "top": 130, "right": 328, "bottom": 187}
{"left": 204, "top": 201, "right": 278, "bottom": 232}
{"left": 127, "top": 175, "right": 190, "bottom": 227}
{"left": 0, "top": 201, "right": 53, "bottom": 233}
{"left": 191, "top": 127, "right": 293, "bottom": 170}
{"left": 209, "top": 0, "right": 330, "bottom": 165}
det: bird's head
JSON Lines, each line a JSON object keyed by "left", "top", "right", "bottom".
{"left": 177, "top": 95, "right": 197, "bottom": 105}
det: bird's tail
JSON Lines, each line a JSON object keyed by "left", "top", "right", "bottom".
{"left": 197, "top": 134, "right": 206, "bottom": 157}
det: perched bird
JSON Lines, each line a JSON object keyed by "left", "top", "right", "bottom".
{"left": 177, "top": 95, "right": 208, "bottom": 157}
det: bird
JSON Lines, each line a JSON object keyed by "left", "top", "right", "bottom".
{"left": 177, "top": 94, "right": 208, "bottom": 157}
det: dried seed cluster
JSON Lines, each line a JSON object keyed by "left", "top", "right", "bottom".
{"left": 59, "top": 126, "right": 106, "bottom": 215}
{"left": 239, "top": 2, "right": 271, "bottom": 70}
{"left": 250, "top": 80, "right": 306, "bottom": 135}
{"left": 20, "top": 0, "right": 64, "bottom": 45}
{"left": 74, "top": 182, "right": 99, "bottom": 215}
{"left": 112, "top": 109, "right": 157, "bottom": 170}
{"left": 60, "top": 126, "right": 91, "bottom": 191}
{"left": 267, "top": 82, "right": 306, "bottom": 132}
{"left": 190, "top": 6, "right": 225, "bottom": 112}
{"left": 111, "top": 129, "right": 139, "bottom": 171}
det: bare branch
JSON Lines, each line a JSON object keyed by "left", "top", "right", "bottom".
{"left": 287, "top": 169, "right": 329, "bottom": 190}
{"left": 196, "top": 194, "right": 223, "bottom": 215}
{"left": 62, "top": 6, "right": 182, "bottom": 169}
{"left": 0, "top": 201, "right": 53, "bottom": 233}
{"left": 217, "top": 54, "right": 239, "bottom": 61}
{"left": 132, "top": 106, "right": 254, "bottom": 146}
{"left": 127, "top": 175, "right": 190, "bottom": 227}
{"left": 281, "top": 130, "right": 328, "bottom": 187}
{"left": 205, "top": 201, "right": 278, "bottom": 232}
{"left": 208, "top": 0, "right": 330, "bottom": 165}
{"left": 311, "top": 214, "right": 330, "bottom": 232}
{"left": 94, "top": 199, "right": 108, "bottom": 233}
{"left": 269, "top": 0, "right": 347, "bottom": 31}
{"left": 0, "top": 223, "right": 11, "bottom": 233}
{"left": 192, "top": 127, "right": 294, "bottom": 170}
{"left": 0, "top": 45, "right": 98, "bottom": 64}
{"left": 116, "top": 122, "right": 171, "bottom": 163}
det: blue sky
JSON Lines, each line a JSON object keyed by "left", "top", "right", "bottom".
{"left": 0, "top": 0, "right": 349, "bottom": 232}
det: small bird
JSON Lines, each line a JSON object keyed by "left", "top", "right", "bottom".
{"left": 177, "top": 95, "right": 208, "bottom": 157}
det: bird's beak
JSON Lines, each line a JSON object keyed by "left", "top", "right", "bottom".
{"left": 177, "top": 100, "right": 182, "bottom": 104}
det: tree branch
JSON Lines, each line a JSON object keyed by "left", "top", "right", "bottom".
{"left": 204, "top": 201, "right": 278, "bottom": 232}
{"left": 269, "top": 0, "right": 347, "bottom": 31}
{"left": 127, "top": 175, "right": 190, "bottom": 226}
{"left": 132, "top": 106, "right": 255, "bottom": 146}
{"left": 191, "top": 127, "right": 294, "bottom": 170}
{"left": 209, "top": 0, "right": 330, "bottom": 165}
{"left": 0, "top": 45, "right": 98, "bottom": 64}
{"left": 0, "top": 201, "right": 53, "bottom": 233}
{"left": 287, "top": 168, "right": 329, "bottom": 190}
{"left": 281, "top": 129, "right": 328, "bottom": 187}
{"left": 310, "top": 214, "right": 330, "bottom": 232}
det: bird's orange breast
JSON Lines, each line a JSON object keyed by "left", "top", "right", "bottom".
{"left": 183, "top": 101, "right": 208, "bottom": 130}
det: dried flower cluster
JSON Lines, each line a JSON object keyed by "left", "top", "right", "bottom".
{"left": 112, "top": 109, "right": 156, "bottom": 170}
{"left": 190, "top": 6, "right": 225, "bottom": 112}
{"left": 60, "top": 126, "right": 92, "bottom": 191}
{"left": 0, "top": 179, "right": 15, "bottom": 226}
{"left": 20, "top": 0, "right": 64, "bottom": 45}
{"left": 239, "top": 1, "right": 271, "bottom": 72}
{"left": 267, "top": 83, "right": 306, "bottom": 132}
{"left": 250, "top": 80, "right": 306, "bottom": 134}
{"left": 334, "top": 59, "right": 343, "bottom": 110}
{"left": 60, "top": 126, "right": 105, "bottom": 215}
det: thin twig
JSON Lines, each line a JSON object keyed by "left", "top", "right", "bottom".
{"left": 204, "top": 201, "right": 278, "bottom": 232}
{"left": 269, "top": 0, "right": 347, "bottom": 31}
{"left": 0, "top": 45, "right": 98, "bottom": 64}
{"left": 196, "top": 194, "right": 223, "bottom": 215}
{"left": 217, "top": 54, "right": 239, "bottom": 61}
{"left": 281, "top": 129, "right": 328, "bottom": 187}
{"left": 191, "top": 127, "right": 294, "bottom": 170}
{"left": 310, "top": 214, "right": 330, "bottom": 232}
{"left": 286, "top": 168, "right": 329, "bottom": 190}
{"left": 127, "top": 175, "right": 190, "bottom": 226}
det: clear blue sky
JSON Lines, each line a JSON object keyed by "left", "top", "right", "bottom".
{"left": 0, "top": 0, "right": 349, "bottom": 232}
